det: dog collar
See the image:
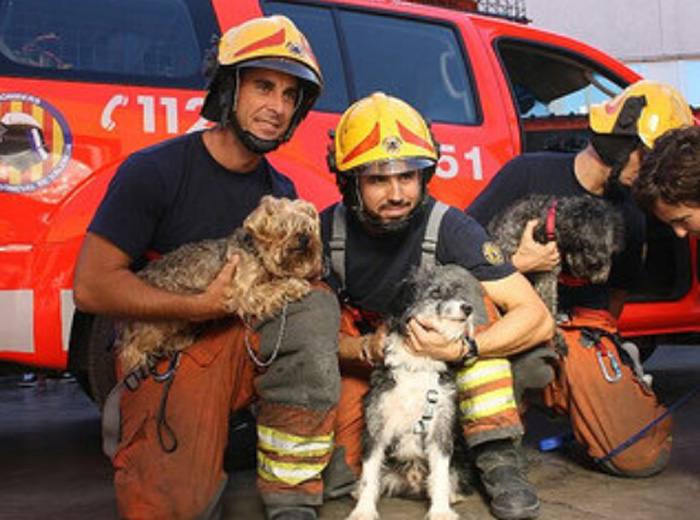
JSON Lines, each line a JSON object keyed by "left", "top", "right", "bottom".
{"left": 545, "top": 199, "right": 557, "bottom": 242}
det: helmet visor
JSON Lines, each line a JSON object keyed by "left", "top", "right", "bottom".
{"left": 350, "top": 157, "right": 436, "bottom": 176}
{"left": 239, "top": 57, "right": 322, "bottom": 89}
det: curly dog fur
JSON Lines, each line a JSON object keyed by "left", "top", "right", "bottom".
{"left": 487, "top": 194, "right": 624, "bottom": 351}
{"left": 349, "top": 264, "right": 481, "bottom": 520}
{"left": 117, "top": 196, "right": 323, "bottom": 372}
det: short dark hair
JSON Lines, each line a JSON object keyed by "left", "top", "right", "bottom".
{"left": 633, "top": 126, "right": 700, "bottom": 211}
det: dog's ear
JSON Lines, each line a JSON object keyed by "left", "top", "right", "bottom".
{"left": 233, "top": 228, "right": 255, "bottom": 252}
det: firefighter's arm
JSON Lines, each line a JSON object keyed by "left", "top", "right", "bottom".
{"left": 511, "top": 219, "right": 560, "bottom": 273}
{"left": 478, "top": 272, "right": 554, "bottom": 356}
{"left": 73, "top": 232, "right": 237, "bottom": 321}
{"left": 406, "top": 272, "right": 554, "bottom": 361}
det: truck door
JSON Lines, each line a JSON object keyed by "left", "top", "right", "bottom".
{"left": 264, "top": 1, "right": 516, "bottom": 209}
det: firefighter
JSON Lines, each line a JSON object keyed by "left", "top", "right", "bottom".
{"left": 634, "top": 125, "right": 700, "bottom": 237}
{"left": 467, "top": 80, "right": 694, "bottom": 477}
{"left": 323, "top": 92, "right": 554, "bottom": 520}
{"left": 73, "top": 16, "right": 344, "bottom": 520}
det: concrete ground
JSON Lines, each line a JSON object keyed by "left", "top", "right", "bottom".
{"left": 1, "top": 345, "right": 699, "bottom": 520}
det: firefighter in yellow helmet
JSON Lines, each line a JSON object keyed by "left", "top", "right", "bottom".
{"left": 467, "top": 80, "right": 693, "bottom": 485}
{"left": 201, "top": 14, "right": 323, "bottom": 153}
{"left": 328, "top": 92, "right": 439, "bottom": 233}
{"left": 588, "top": 79, "right": 694, "bottom": 197}
{"left": 323, "top": 92, "right": 554, "bottom": 520}
{"left": 74, "top": 15, "right": 342, "bottom": 520}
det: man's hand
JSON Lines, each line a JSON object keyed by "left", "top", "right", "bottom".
{"left": 511, "top": 219, "right": 560, "bottom": 273}
{"left": 338, "top": 325, "right": 387, "bottom": 365}
{"left": 405, "top": 316, "right": 464, "bottom": 362}
{"left": 364, "top": 324, "right": 387, "bottom": 365}
{"left": 193, "top": 255, "right": 240, "bottom": 321}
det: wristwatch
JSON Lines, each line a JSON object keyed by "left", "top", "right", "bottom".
{"left": 459, "top": 335, "right": 479, "bottom": 361}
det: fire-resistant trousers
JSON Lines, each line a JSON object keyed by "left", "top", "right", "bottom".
{"left": 110, "top": 287, "right": 343, "bottom": 520}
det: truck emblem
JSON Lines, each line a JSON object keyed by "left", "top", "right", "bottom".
{"left": 0, "top": 92, "right": 72, "bottom": 194}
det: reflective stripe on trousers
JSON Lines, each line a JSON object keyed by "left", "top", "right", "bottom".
{"left": 456, "top": 358, "right": 524, "bottom": 446}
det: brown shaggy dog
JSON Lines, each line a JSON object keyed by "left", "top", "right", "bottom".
{"left": 117, "top": 196, "right": 323, "bottom": 372}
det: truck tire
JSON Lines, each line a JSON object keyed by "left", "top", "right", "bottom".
{"left": 68, "top": 310, "right": 117, "bottom": 409}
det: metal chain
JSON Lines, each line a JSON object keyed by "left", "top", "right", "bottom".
{"left": 245, "top": 304, "right": 288, "bottom": 367}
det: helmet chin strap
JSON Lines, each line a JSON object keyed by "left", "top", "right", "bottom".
{"left": 230, "top": 116, "right": 283, "bottom": 154}
{"left": 602, "top": 164, "right": 628, "bottom": 202}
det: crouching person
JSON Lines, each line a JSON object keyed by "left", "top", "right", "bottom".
{"left": 322, "top": 93, "right": 554, "bottom": 519}
{"left": 467, "top": 80, "right": 694, "bottom": 477}
{"left": 73, "top": 16, "right": 341, "bottom": 520}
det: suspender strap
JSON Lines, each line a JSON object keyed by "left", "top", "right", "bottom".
{"left": 421, "top": 201, "right": 449, "bottom": 268}
{"left": 330, "top": 200, "right": 450, "bottom": 286}
{"left": 330, "top": 203, "right": 348, "bottom": 288}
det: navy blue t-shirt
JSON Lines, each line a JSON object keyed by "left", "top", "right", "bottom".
{"left": 466, "top": 152, "right": 646, "bottom": 310}
{"left": 89, "top": 131, "right": 297, "bottom": 267}
{"left": 320, "top": 197, "right": 515, "bottom": 315}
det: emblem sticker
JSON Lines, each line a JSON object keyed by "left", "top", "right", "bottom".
{"left": 382, "top": 136, "right": 402, "bottom": 154}
{"left": 482, "top": 241, "right": 505, "bottom": 265}
{"left": 286, "top": 41, "right": 303, "bottom": 56}
{"left": 0, "top": 92, "right": 73, "bottom": 193}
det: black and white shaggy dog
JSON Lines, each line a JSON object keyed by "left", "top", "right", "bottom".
{"left": 348, "top": 264, "right": 488, "bottom": 520}
{"left": 487, "top": 194, "right": 624, "bottom": 351}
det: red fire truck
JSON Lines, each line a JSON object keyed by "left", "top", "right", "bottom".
{"left": 0, "top": 0, "right": 696, "bottom": 401}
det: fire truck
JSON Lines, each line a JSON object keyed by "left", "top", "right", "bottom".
{"left": 0, "top": 0, "right": 697, "bottom": 402}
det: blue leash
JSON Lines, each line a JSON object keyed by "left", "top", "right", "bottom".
{"left": 595, "top": 381, "right": 700, "bottom": 464}
{"left": 539, "top": 382, "right": 700, "bottom": 461}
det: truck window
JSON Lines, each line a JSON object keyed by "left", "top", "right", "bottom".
{"left": 266, "top": 2, "right": 478, "bottom": 125}
{"left": 0, "top": 0, "right": 218, "bottom": 88}
{"left": 338, "top": 11, "right": 478, "bottom": 125}
{"left": 265, "top": 2, "right": 349, "bottom": 113}
{"left": 496, "top": 38, "right": 626, "bottom": 153}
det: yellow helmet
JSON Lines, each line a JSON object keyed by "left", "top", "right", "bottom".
{"left": 330, "top": 92, "right": 438, "bottom": 175}
{"left": 328, "top": 93, "right": 439, "bottom": 232}
{"left": 589, "top": 80, "right": 693, "bottom": 148}
{"left": 201, "top": 15, "right": 323, "bottom": 151}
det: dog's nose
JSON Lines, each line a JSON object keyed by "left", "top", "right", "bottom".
{"left": 297, "top": 233, "right": 310, "bottom": 251}
{"left": 461, "top": 303, "right": 473, "bottom": 317}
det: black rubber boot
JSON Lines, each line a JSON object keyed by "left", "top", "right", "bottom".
{"left": 474, "top": 440, "right": 540, "bottom": 520}
{"left": 266, "top": 506, "right": 318, "bottom": 520}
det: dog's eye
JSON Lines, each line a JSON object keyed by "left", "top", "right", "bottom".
{"left": 430, "top": 289, "right": 443, "bottom": 299}
{"left": 293, "top": 233, "right": 310, "bottom": 252}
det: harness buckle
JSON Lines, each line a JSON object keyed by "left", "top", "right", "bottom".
{"left": 123, "top": 370, "right": 143, "bottom": 392}
{"left": 426, "top": 389, "right": 439, "bottom": 403}
{"left": 413, "top": 420, "right": 427, "bottom": 435}
{"left": 595, "top": 347, "right": 622, "bottom": 383}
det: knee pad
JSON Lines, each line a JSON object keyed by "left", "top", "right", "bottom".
{"left": 256, "top": 288, "right": 341, "bottom": 410}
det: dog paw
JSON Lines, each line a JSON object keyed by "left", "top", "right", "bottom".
{"left": 346, "top": 508, "right": 379, "bottom": 520}
{"left": 426, "top": 508, "right": 460, "bottom": 520}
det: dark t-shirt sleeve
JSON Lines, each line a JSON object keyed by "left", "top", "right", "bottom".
{"left": 466, "top": 156, "right": 531, "bottom": 228}
{"left": 437, "top": 208, "right": 516, "bottom": 281}
{"left": 88, "top": 152, "right": 169, "bottom": 260}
